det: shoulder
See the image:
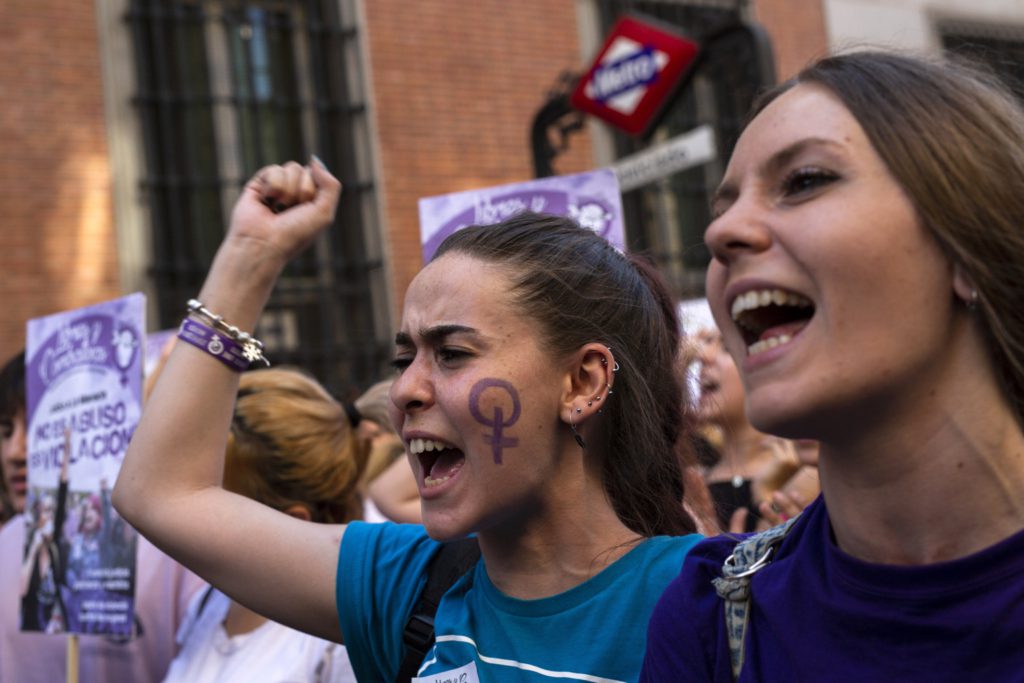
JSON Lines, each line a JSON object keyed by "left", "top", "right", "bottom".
{"left": 339, "top": 521, "right": 438, "bottom": 579}
{"left": 633, "top": 533, "right": 706, "bottom": 576}
{"left": 336, "top": 523, "right": 448, "bottom": 681}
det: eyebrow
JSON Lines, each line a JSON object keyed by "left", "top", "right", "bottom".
{"left": 394, "top": 324, "right": 478, "bottom": 347}
{"left": 711, "top": 136, "right": 845, "bottom": 210}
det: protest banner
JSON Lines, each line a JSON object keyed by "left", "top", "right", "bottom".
{"left": 417, "top": 168, "right": 625, "bottom": 261}
{"left": 22, "top": 293, "right": 145, "bottom": 638}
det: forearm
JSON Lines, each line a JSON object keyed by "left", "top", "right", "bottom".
{"left": 111, "top": 158, "right": 346, "bottom": 642}
{"left": 112, "top": 238, "right": 282, "bottom": 531}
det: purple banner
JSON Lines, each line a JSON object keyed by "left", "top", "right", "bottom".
{"left": 417, "top": 168, "right": 625, "bottom": 262}
{"left": 22, "top": 293, "right": 145, "bottom": 637}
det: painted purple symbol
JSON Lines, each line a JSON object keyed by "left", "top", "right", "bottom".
{"left": 468, "top": 378, "right": 521, "bottom": 464}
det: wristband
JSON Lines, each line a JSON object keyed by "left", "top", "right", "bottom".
{"left": 177, "top": 318, "right": 251, "bottom": 372}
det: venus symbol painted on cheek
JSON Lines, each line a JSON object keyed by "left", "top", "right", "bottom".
{"left": 468, "top": 378, "right": 521, "bottom": 464}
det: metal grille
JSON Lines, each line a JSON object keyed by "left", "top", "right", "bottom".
{"left": 940, "top": 20, "right": 1024, "bottom": 99}
{"left": 126, "top": 0, "right": 390, "bottom": 398}
{"left": 595, "top": 0, "right": 771, "bottom": 299}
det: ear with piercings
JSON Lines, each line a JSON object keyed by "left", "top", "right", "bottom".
{"left": 562, "top": 343, "right": 619, "bottom": 444}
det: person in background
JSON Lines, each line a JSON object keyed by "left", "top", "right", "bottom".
{"left": 693, "top": 327, "right": 807, "bottom": 532}
{"left": 162, "top": 366, "right": 362, "bottom": 683}
{"left": 112, "top": 155, "right": 704, "bottom": 682}
{"left": 0, "top": 351, "right": 27, "bottom": 527}
{"left": 642, "top": 49, "right": 1024, "bottom": 681}
{"left": 346, "top": 378, "right": 416, "bottom": 523}
{"left": 0, "top": 350, "right": 204, "bottom": 682}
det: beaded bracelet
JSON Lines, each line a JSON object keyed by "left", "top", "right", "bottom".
{"left": 185, "top": 298, "right": 271, "bottom": 367}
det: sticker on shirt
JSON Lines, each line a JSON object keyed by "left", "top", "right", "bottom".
{"left": 413, "top": 660, "right": 479, "bottom": 683}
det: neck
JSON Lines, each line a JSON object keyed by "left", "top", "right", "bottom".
{"left": 223, "top": 599, "right": 268, "bottom": 637}
{"left": 478, "top": 455, "right": 643, "bottom": 600}
{"left": 821, "top": 375, "right": 1024, "bottom": 565}
{"left": 707, "top": 419, "right": 774, "bottom": 480}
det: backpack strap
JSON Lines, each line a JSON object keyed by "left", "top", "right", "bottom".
{"left": 395, "top": 537, "right": 481, "bottom": 682}
{"left": 711, "top": 516, "right": 800, "bottom": 681}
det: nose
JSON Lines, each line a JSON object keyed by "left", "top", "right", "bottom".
{"left": 703, "top": 196, "right": 773, "bottom": 266}
{"left": 5, "top": 415, "right": 27, "bottom": 462}
{"left": 388, "top": 357, "right": 434, "bottom": 418}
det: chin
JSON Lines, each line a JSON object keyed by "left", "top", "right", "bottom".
{"left": 421, "top": 508, "right": 474, "bottom": 542}
{"left": 746, "top": 399, "right": 814, "bottom": 441}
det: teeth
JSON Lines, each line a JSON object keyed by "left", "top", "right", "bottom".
{"left": 424, "top": 473, "right": 452, "bottom": 487}
{"left": 730, "top": 289, "right": 811, "bottom": 320}
{"left": 408, "top": 438, "right": 451, "bottom": 455}
{"left": 748, "top": 334, "right": 792, "bottom": 356}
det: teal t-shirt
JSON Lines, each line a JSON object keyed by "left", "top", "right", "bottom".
{"left": 336, "top": 522, "right": 701, "bottom": 683}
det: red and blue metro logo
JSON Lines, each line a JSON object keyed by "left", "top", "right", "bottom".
{"left": 571, "top": 15, "right": 699, "bottom": 136}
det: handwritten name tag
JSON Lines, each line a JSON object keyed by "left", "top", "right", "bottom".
{"left": 412, "top": 660, "right": 479, "bottom": 683}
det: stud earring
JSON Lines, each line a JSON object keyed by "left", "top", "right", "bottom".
{"left": 968, "top": 290, "right": 979, "bottom": 311}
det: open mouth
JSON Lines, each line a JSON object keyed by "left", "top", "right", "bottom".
{"left": 730, "top": 288, "right": 814, "bottom": 356}
{"left": 408, "top": 438, "right": 466, "bottom": 488}
{"left": 7, "top": 472, "right": 27, "bottom": 495}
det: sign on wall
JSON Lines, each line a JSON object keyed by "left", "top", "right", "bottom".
{"left": 570, "top": 14, "right": 700, "bottom": 137}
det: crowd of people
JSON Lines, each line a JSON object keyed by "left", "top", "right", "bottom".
{"left": 1, "top": 47, "right": 1022, "bottom": 682}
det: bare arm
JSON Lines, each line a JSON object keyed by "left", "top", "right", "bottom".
{"left": 368, "top": 452, "right": 422, "bottom": 524}
{"left": 112, "top": 159, "right": 347, "bottom": 642}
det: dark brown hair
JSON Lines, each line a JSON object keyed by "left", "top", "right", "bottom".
{"left": 434, "top": 212, "right": 697, "bottom": 536}
{"left": 750, "top": 50, "right": 1024, "bottom": 424}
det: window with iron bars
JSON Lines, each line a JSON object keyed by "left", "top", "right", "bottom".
{"left": 594, "top": 0, "right": 769, "bottom": 301}
{"left": 126, "top": 0, "right": 391, "bottom": 399}
{"left": 940, "top": 19, "right": 1024, "bottom": 99}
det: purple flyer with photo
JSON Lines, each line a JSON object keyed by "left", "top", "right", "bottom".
{"left": 21, "top": 293, "right": 145, "bottom": 637}
{"left": 418, "top": 168, "right": 625, "bottom": 262}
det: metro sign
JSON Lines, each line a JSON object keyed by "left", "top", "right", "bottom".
{"left": 571, "top": 15, "right": 700, "bottom": 137}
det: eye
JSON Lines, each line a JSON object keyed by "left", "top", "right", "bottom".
{"left": 391, "top": 355, "right": 413, "bottom": 374}
{"left": 437, "top": 347, "right": 470, "bottom": 365}
{"left": 782, "top": 167, "right": 838, "bottom": 197}
{"left": 0, "top": 419, "right": 11, "bottom": 440}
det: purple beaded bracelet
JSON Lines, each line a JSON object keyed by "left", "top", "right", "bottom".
{"left": 177, "top": 318, "right": 251, "bottom": 372}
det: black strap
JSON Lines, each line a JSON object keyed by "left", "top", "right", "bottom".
{"left": 395, "top": 538, "right": 481, "bottom": 683}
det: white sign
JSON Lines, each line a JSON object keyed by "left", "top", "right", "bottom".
{"left": 612, "top": 124, "right": 716, "bottom": 192}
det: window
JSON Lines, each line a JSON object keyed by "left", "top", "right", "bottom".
{"left": 940, "top": 20, "right": 1024, "bottom": 99}
{"left": 127, "top": 0, "right": 391, "bottom": 397}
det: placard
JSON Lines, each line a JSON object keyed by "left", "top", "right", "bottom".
{"left": 418, "top": 168, "right": 625, "bottom": 262}
{"left": 21, "top": 293, "right": 145, "bottom": 636}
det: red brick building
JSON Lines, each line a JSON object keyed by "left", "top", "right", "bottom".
{"left": 0, "top": 0, "right": 830, "bottom": 395}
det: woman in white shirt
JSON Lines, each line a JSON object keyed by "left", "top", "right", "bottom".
{"left": 162, "top": 366, "right": 363, "bottom": 683}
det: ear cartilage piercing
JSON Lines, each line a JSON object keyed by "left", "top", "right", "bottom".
{"left": 576, "top": 407, "right": 582, "bottom": 414}
{"left": 587, "top": 401, "right": 593, "bottom": 407}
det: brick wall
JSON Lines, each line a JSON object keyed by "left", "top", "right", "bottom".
{"left": 361, "top": 0, "right": 594, "bottom": 319}
{"left": 0, "top": 0, "right": 117, "bottom": 365}
{"left": 752, "top": 0, "right": 829, "bottom": 79}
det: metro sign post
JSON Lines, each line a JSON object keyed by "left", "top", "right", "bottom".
{"left": 570, "top": 15, "right": 700, "bottom": 137}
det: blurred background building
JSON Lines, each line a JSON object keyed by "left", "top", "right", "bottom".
{"left": 1, "top": 0, "right": 1021, "bottom": 397}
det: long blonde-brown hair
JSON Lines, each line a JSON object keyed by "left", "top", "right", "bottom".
{"left": 225, "top": 367, "right": 369, "bottom": 524}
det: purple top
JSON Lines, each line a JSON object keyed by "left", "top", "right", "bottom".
{"left": 641, "top": 496, "right": 1024, "bottom": 682}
